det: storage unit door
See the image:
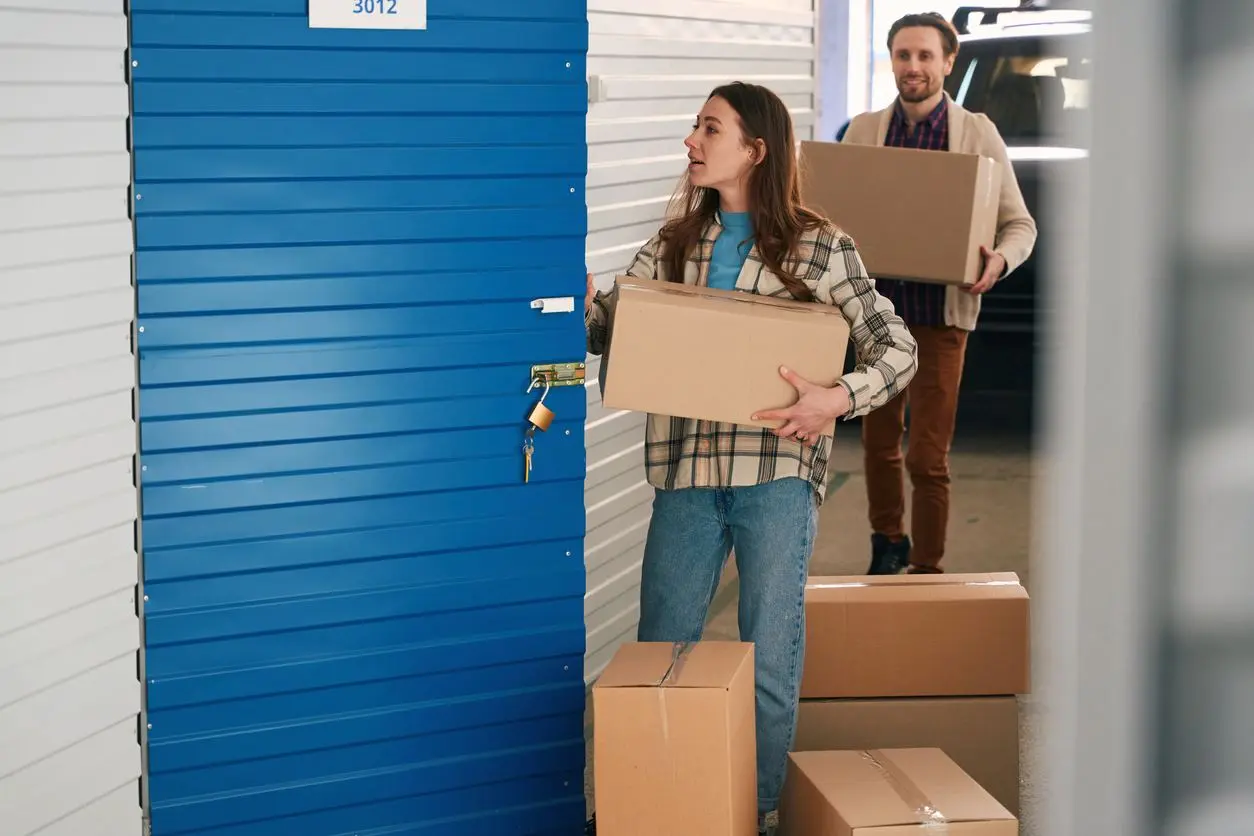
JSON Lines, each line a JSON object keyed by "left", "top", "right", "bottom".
{"left": 130, "top": 2, "right": 590, "bottom": 833}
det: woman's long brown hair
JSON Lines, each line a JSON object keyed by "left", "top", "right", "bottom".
{"left": 658, "top": 82, "right": 826, "bottom": 301}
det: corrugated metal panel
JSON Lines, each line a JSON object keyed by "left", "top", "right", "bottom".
{"left": 582, "top": 0, "right": 817, "bottom": 680}
{"left": 0, "top": 2, "right": 142, "bottom": 835}
{"left": 130, "top": 2, "right": 590, "bottom": 833}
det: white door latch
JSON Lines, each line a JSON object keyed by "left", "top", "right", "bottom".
{"left": 530, "top": 297, "right": 576, "bottom": 314}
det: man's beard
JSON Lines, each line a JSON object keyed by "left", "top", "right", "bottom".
{"left": 898, "top": 78, "right": 938, "bottom": 103}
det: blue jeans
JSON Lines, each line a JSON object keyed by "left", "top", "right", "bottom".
{"left": 636, "top": 477, "right": 817, "bottom": 816}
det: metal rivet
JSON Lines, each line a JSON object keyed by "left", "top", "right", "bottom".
{"left": 143, "top": 595, "right": 149, "bottom": 601}
{"left": 565, "top": 62, "right": 571, "bottom": 68}
{"left": 147, "top": 723, "right": 152, "bottom": 729}
{"left": 141, "top": 465, "right": 147, "bottom": 472}
{"left": 565, "top": 551, "right": 572, "bottom": 557}
{"left": 135, "top": 194, "right": 141, "bottom": 200}
{"left": 132, "top": 60, "right": 139, "bottom": 67}
{"left": 569, "top": 187, "right": 575, "bottom": 193}
{"left": 563, "top": 665, "right": 569, "bottom": 671}
{"left": 138, "top": 326, "right": 144, "bottom": 332}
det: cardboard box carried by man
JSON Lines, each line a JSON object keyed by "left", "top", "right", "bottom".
{"left": 799, "top": 140, "right": 1003, "bottom": 288}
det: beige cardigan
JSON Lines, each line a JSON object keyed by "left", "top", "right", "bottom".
{"left": 841, "top": 93, "right": 1038, "bottom": 331}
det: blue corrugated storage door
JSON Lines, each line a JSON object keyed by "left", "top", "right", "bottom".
{"left": 130, "top": 2, "right": 590, "bottom": 834}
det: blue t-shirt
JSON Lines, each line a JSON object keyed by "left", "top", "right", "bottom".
{"left": 707, "top": 211, "right": 754, "bottom": 291}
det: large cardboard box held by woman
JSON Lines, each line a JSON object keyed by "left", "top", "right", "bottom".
{"left": 600, "top": 276, "right": 851, "bottom": 435}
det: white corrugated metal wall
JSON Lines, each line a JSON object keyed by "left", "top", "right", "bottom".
{"left": 0, "top": 2, "right": 142, "bottom": 835}
{"left": 582, "top": 0, "right": 818, "bottom": 679}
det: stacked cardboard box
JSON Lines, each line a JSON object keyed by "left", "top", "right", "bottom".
{"left": 592, "top": 640, "right": 758, "bottom": 835}
{"left": 780, "top": 747, "right": 1018, "bottom": 835}
{"left": 793, "top": 573, "right": 1031, "bottom": 816}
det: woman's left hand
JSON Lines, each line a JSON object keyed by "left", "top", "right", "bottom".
{"left": 752, "top": 366, "right": 850, "bottom": 444}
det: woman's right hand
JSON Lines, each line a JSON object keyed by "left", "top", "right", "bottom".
{"left": 585, "top": 272, "right": 596, "bottom": 315}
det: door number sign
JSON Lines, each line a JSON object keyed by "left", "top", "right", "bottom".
{"left": 308, "top": 0, "right": 427, "bottom": 29}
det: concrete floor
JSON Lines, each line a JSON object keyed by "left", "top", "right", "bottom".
{"left": 585, "top": 428, "right": 1040, "bottom": 833}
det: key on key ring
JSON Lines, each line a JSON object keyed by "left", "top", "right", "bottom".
{"left": 523, "top": 427, "right": 536, "bottom": 484}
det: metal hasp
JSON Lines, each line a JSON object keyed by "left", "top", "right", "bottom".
{"left": 530, "top": 362, "right": 586, "bottom": 387}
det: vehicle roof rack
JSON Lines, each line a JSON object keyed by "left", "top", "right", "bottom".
{"left": 952, "top": 1, "right": 1049, "bottom": 35}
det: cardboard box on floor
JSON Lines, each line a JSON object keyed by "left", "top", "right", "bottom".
{"left": 592, "top": 641, "right": 757, "bottom": 836}
{"left": 800, "top": 573, "right": 1031, "bottom": 699}
{"left": 600, "top": 276, "right": 851, "bottom": 435}
{"left": 794, "top": 696, "right": 1021, "bottom": 816}
{"left": 780, "top": 748, "right": 1018, "bottom": 835}
{"left": 799, "top": 140, "right": 1002, "bottom": 287}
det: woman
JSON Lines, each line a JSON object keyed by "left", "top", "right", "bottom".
{"left": 584, "top": 82, "right": 917, "bottom": 834}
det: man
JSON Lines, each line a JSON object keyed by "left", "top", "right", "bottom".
{"left": 842, "top": 12, "right": 1037, "bottom": 574}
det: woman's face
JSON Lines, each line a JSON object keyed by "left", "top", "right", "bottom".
{"left": 684, "top": 96, "right": 757, "bottom": 194}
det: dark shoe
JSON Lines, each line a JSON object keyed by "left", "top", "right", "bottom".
{"left": 867, "top": 533, "right": 910, "bottom": 575}
{"left": 585, "top": 814, "right": 596, "bottom": 835}
{"left": 907, "top": 562, "right": 943, "bottom": 574}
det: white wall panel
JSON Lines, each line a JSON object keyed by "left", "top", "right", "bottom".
{"left": 0, "top": 2, "right": 141, "bottom": 834}
{"left": 583, "top": 0, "right": 816, "bottom": 680}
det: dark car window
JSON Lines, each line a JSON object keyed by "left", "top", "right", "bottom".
{"left": 945, "top": 34, "right": 1092, "bottom": 143}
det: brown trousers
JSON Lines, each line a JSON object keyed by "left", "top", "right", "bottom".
{"left": 862, "top": 326, "right": 969, "bottom": 572}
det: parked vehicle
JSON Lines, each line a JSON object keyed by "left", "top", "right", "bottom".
{"left": 946, "top": 3, "right": 1091, "bottom": 426}
{"left": 946, "top": 2, "right": 1091, "bottom": 336}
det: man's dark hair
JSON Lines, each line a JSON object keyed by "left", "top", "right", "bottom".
{"left": 888, "top": 12, "right": 960, "bottom": 57}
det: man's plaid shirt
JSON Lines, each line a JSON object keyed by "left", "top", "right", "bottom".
{"left": 586, "top": 214, "right": 917, "bottom": 504}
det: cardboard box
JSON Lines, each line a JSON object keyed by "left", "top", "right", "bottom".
{"left": 780, "top": 748, "right": 1018, "bottom": 835}
{"left": 601, "top": 276, "right": 851, "bottom": 435}
{"left": 794, "top": 697, "right": 1021, "bottom": 816}
{"left": 592, "top": 641, "right": 757, "bottom": 835}
{"left": 800, "top": 573, "right": 1030, "bottom": 699}
{"left": 799, "top": 140, "right": 1002, "bottom": 286}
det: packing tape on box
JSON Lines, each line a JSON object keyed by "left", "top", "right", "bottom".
{"left": 617, "top": 278, "right": 834, "bottom": 317}
{"left": 656, "top": 641, "right": 696, "bottom": 746}
{"left": 659, "top": 640, "right": 695, "bottom": 686}
{"left": 807, "top": 579, "right": 1019, "bottom": 590}
{"left": 861, "top": 750, "right": 949, "bottom": 831}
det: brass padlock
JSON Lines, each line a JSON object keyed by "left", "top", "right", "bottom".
{"left": 526, "top": 374, "right": 554, "bottom": 432}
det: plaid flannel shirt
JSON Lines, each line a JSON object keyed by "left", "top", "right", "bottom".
{"left": 586, "top": 214, "right": 917, "bottom": 503}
